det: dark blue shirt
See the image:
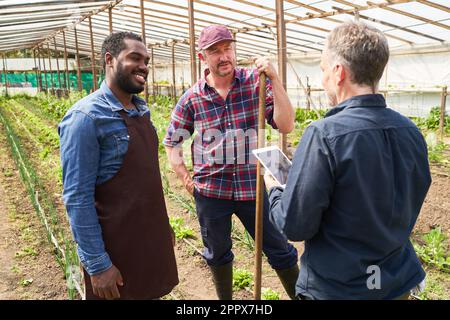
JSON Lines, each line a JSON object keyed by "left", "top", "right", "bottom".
{"left": 268, "top": 94, "right": 431, "bottom": 300}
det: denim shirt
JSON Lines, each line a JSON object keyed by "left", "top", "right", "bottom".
{"left": 58, "top": 81, "right": 150, "bottom": 275}
{"left": 268, "top": 94, "right": 431, "bottom": 299}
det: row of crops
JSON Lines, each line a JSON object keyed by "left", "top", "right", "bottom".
{"left": 0, "top": 92, "right": 448, "bottom": 299}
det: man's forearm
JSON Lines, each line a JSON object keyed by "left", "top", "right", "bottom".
{"left": 165, "top": 146, "right": 194, "bottom": 190}
{"left": 271, "top": 76, "right": 295, "bottom": 134}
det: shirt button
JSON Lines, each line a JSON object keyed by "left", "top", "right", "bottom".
{"left": 233, "top": 173, "right": 236, "bottom": 176}
{"left": 228, "top": 123, "right": 231, "bottom": 126}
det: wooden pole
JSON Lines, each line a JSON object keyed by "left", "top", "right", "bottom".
{"left": 47, "top": 42, "right": 54, "bottom": 92}
{"left": 63, "top": 31, "right": 70, "bottom": 92}
{"left": 2, "top": 55, "right": 8, "bottom": 96}
{"left": 276, "top": 0, "right": 288, "bottom": 153}
{"left": 440, "top": 86, "right": 447, "bottom": 139}
{"left": 74, "top": 27, "right": 83, "bottom": 92}
{"left": 36, "top": 48, "right": 43, "bottom": 92}
{"left": 254, "top": 73, "right": 266, "bottom": 300}
{"left": 188, "top": 0, "right": 197, "bottom": 85}
{"left": 151, "top": 47, "right": 155, "bottom": 101}
{"left": 41, "top": 46, "right": 48, "bottom": 91}
{"left": 89, "top": 16, "right": 97, "bottom": 92}
{"left": 140, "top": 0, "right": 148, "bottom": 102}
{"left": 32, "top": 49, "right": 41, "bottom": 92}
{"left": 306, "top": 76, "right": 311, "bottom": 110}
{"left": 197, "top": 57, "right": 201, "bottom": 80}
{"left": 53, "top": 37, "right": 62, "bottom": 90}
{"left": 108, "top": 6, "right": 113, "bottom": 34}
{"left": 172, "top": 43, "right": 176, "bottom": 98}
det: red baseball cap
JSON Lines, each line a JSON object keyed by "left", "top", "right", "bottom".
{"left": 197, "top": 25, "right": 235, "bottom": 50}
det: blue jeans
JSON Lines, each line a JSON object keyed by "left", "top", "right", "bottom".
{"left": 193, "top": 189, "right": 298, "bottom": 269}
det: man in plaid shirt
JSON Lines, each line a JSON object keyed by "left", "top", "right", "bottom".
{"left": 164, "top": 25, "right": 299, "bottom": 300}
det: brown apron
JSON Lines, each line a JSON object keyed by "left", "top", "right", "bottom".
{"left": 83, "top": 110, "right": 178, "bottom": 300}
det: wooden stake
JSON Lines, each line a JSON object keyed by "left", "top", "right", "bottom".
{"left": 140, "top": 0, "right": 148, "bottom": 102}
{"left": 74, "top": 27, "right": 82, "bottom": 92}
{"left": 109, "top": 6, "right": 113, "bottom": 34}
{"left": 188, "top": 0, "right": 197, "bottom": 85}
{"left": 32, "top": 49, "right": 41, "bottom": 92}
{"left": 2, "top": 55, "right": 8, "bottom": 96}
{"left": 151, "top": 47, "right": 155, "bottom": 102}
{"left": 172, "top": 43, "right": 176, "bottom": 98}
{"left": 276, "top": 0, "right": 288, "bottom": 154}
{"left": 254, "top": 73, "right": 266, "bottom": 300}
{"left": 89, "top": 16, "right": 97, "bottom": 92}
{"left": 63, "top": 31, "right": 70, "bottom": 92}
{"left": 41, "top": 46, "right": 48, "bottom": 91}
{"left": 47, "top": 42, "right": 54, "bottom": 92}
{"left": 53, "top": 37, "right": 62, "bottom": 90}
{"left": 440, "top": 86, "right": 447, "bottom": 139}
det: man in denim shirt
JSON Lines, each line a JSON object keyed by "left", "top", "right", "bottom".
{"left": 265, "top": 22, "right": 431, "bottom": 299}
{"left": 59, "top": 32, "right": 178, "bottom": 300}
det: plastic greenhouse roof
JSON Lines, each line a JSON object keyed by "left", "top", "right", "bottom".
{"left": 0, "top": 0, "right": 449, "bottom": 63}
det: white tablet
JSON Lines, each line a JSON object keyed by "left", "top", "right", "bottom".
{"left": 252, "top": 146, "right": 292, "bottom": 188}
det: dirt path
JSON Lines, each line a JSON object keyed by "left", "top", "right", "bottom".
{"left": 0, "top": 177, "right": 20, "bottom": 299}
{"left": 0, "top": 121, "right": 67, "bottom": 300}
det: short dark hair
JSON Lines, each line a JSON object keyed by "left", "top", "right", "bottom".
{"left": 326, "top": 22, "right": 389, "bottom": 89}
{"left": 101, "top": 32, "right": 143, "bottom": 70}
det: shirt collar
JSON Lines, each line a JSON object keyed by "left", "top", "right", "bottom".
{"left": 325, "top": 94, "right": 387, "bottom": 118}
{"left": 200, "top": 68, "right": 241, "bottom": 93}
{"left": 100, "top": 80, "right": 147, "bottom": 113}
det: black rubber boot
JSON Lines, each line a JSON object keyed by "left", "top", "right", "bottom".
{"left": 275, "top": 264, "right": 300, "bottom": 300}
{"left": 209, "top": 261, "right": 233, "bottom": 300}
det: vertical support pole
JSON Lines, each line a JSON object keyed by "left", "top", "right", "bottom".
{"left": 74, "top": 27, "right": 83, "bottom": 92}
{"left": 172, "top": 43, "right": 176, "bottom": 98}
{"left": 253, "top": 73, "right": 266, "bottom": 301}
{"left": 32, "top": 49, "right": 41, "bottom": 92}
{"left": 89, "top": 16, "right": 97, "bottom": 92}
{"left": 109, "top": 6, "right": 113, "bottom": 34}
{"left": 2, "top": 54, "right": 8, "bottom": 96}
{"left": 306, "top": 76, "right": 311, "bottom": 111}
{"left": 197, "top": 56, "right": 201, "bottom": 80}
{"left": 37, "top": 48, "right": 43, "bottom": 92}
{"left": 151, "top": 47, "right": 155, "bottom": 102}
{"left": 41, "top": 46, "right": 49, "bottom": 91}
{"left": 47, "top": 42, "right": 54, "bottom": 92}
{"left": 140, "top": 0, "right": 148, "bottom": 102}
{"left": 232, "top": 31, "right": 237, "bottom": 60}
{"left": 440, "top": 86, "right": 447, "bottom": 139}
{"left": 53, "top": 37, "right": 62, "bottom": 90}
{"left": 63, "top": 31, "right": 70, "bottom": 93}
{"left": 188, "top": 0, "right": 197, "bottom": 85}
{"left": 276, "top": 0, "right": 287, "bottom": 153}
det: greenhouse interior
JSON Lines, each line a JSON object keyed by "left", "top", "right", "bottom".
{"left": 0, "top": 0, "right": 449, "bottom": 302}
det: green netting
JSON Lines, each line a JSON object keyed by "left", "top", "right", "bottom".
{"left": 0, "top": 72, "right": 105, "bottom": 93}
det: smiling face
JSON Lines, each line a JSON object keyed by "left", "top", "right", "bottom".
{"left": 106, "top": 38, "right": 150, "bottom": 94}
{"left": 200, "top": 40, "right": 236, "bottom": 78}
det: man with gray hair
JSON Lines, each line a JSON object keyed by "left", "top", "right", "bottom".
{"left": 265, "top": 22, "right": 431, "bottom": 299}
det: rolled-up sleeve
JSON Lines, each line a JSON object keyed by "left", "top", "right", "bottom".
{"left": 59, "top": 110, "right": 112, "bottom": 275}
{"left": 268, "top": 125, "right": 335, "bottom": 241}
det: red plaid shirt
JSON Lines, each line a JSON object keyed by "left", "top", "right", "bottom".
{"left": 163, "top": 67, "right": 276, "bottom": 200}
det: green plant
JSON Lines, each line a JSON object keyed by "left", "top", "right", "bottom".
{"left": 169, "top": 217, "right": 195, "bottom": 240}
{"left": 233, "top": 268, "right": 253, "bottom": 290}
{"left": 413, "top": 107, "right": 450, "bottom": 134}
{"left": 413, "top": 227, "right": 450, "bottom": 273}
{"left": 261, "top": 288, "right": 280, "bottom": 300}
{"left": 18, "top": 278, "right": 34, "bottom": 287}
{"left": 15, "top": 246, "right": 38, "bottom": 258}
